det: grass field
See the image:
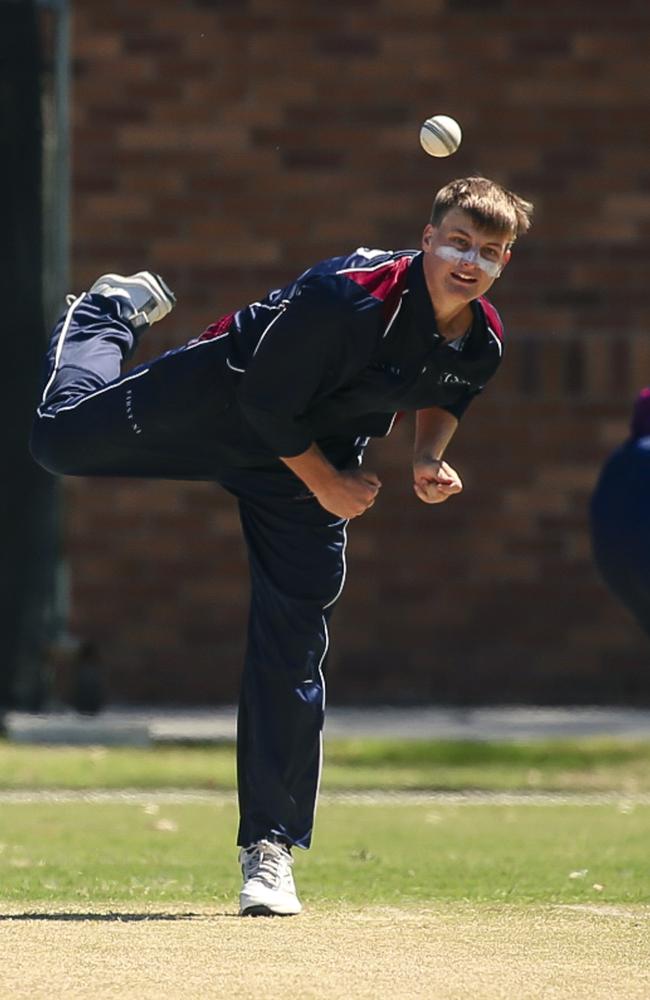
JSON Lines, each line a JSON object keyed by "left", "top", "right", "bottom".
{"left": 2, "top": 798, "right": 650, "bottom": 906}
{"left": 1, "top": 738, "right": 650, "bottom": 998}
{"left": 3, "top": 736, "right": 650, "bottom": 790}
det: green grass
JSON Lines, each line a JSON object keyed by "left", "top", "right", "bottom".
{"left": 325, "top": 738, "right": 650, "bottom": 792}
{"left": 1, "top": 738, "right": 650, "bottom": 791}
{"left": 2, "top": 739, "right": 650, "bottom": 910}
{"left": 1, "top": 800, "right": 649, "bottom": 906}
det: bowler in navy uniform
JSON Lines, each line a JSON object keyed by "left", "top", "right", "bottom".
{"left": 31, "top": 176, "right": 533, "bottom": 916}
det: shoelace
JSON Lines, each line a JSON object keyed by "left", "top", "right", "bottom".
{"left": 243, "top": 841, "right": 291, "bottom": 888}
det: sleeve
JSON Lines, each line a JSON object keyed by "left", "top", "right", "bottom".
{"left": 440, "top": 387, "right": 483, "bottom": 421}
{"left": 236, "top": 276, "right": 368, "bottom": 457}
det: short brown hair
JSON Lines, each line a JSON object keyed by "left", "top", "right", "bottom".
{"left": 430, "top": 176, "right": 533, "bottom": 244}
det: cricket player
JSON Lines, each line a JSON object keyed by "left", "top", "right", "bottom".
{"left": 31, "top": 176, "right": 533, "bottom": 916}
{"left": 590, "top": 388, "right": 650, "bottom": 640}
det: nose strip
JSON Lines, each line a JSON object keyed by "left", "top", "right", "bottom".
{"left": 461, "top": 246, "right": 480, "bottom": 265}
{"left": 435, "top": 245, "right": 501, "bottom": 279}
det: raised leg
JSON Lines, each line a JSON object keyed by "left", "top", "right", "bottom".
{"left": 31, "top": 287, "right": 236, "bottom": 480}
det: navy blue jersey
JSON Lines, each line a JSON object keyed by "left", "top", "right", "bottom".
{"left": 189, "top": 248, "right": 505, "bottom": 458}
{"left": 590, "top": 436, "right": 650, "bottom": 637}
{"left": 591, "top": 438, "right": 650, "bottom": 542}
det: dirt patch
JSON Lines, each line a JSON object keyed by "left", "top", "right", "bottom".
{"left": 0, "top": 903, "right": 649, "bottom": 1000}
{"left": 3, "top": 789, "right": 650, "bottom": 805}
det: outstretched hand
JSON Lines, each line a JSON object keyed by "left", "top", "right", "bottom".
{"left": 413, "top": 456, "right": 462, "bottom": 504}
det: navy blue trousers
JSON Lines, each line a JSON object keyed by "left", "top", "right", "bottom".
{"left": 31, "top": 295, "right": 352, "bottom": 848}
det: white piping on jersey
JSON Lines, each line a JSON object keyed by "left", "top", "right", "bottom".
{"left": 336, "top": 251, "right": 416, "bottom": 275}
{"left": 184, "top": 332, "right": 244, "bottom": 372}
{"left": 486, "top": 325, "right": 503, "bottom": 355}
{"left": 353, "top": 436, "right": 370, "bottom": 461}
{"left": 383, "top": 413, "right": 398, "bottom": 437}
{"left": 36, "top": 366, "right": 150, "bottom": 419}
{"left": 382, "top": 289, "right": 409, "bottom": 338}
{"left": 251, "top": 302, "right": 288, "bottom": 357}
{"left": 40, "top": 293, "right": 86, "bottom": 406}
{"left": 185, "top": 330, "right": 231, "bottom": 350}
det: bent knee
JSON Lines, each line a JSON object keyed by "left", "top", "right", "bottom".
{"left": 30, "top": 417, "right": 86, "bottom": 476}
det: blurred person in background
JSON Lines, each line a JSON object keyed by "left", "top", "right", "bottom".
{"left": 590, "top": 388, "right": 650, "bottom": 639}
{"left": 30, "top": 176, "right": 533, "bottom": 916}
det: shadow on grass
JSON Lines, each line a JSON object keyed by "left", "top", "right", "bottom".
{"left": 0, "top": 911, "right": 239, "bottom": 921}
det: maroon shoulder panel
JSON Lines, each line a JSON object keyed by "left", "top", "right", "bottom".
{"left": 340, "top": 256, "right": 412, "bottom": 323}
{"left": 478, "top": 296, "right": 504, "bottom": 341}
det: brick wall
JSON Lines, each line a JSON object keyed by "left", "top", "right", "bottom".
{"left": 61, "top": 1, "right": 650, "bottom": 704}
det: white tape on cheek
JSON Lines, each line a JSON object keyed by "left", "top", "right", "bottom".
{"left": 435, "top": 245, "right": 501, "bottom": 278}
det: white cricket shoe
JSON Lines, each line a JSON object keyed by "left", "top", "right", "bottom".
{"left": 239, "top": 839, "right": 302, "bottom": 917}
{"left": 88, "top": 271, "right": 176, "bottom": 328}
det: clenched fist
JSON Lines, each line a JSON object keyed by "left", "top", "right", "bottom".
{"left": 413, "top": 457, "right": 462, "bottom": 504}
{"left": 315, "top": 469, "right": 382, "bottom": 519}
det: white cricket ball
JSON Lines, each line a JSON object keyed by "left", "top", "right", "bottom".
{"left": 419, "top": 115, "right": 462, "bottom": 157}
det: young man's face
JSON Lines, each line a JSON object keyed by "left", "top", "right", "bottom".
{"left": 421, "top": 207, "right": 512, "bottom": 304}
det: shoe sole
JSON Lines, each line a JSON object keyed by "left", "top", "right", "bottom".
{"left": 135, "top": 271, "right": 176, "bottom": 307}
{"left": 95, "top": 272, "right": 176, "bottom": 311}
{"left": 240, "top": 904, "right": 300, "bottom": 917}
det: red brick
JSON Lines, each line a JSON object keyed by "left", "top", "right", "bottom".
{"left": 60, "top": 1, "right": 650, "bottom": 703}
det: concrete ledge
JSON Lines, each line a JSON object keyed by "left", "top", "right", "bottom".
{"left": 6, "top": 713, "right": 151, "bottom": 747}
{"left": 4, "top": 705, "right": 650, "bottom": 746}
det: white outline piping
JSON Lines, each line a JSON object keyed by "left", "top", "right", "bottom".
{"left": 39, "top": 293, "right": 86, "bottom": 406}
{"left": 336, "top": 251, "right": 416, "bottom": 276}
{"left": 487, "top": 325, "right": 503, "bottom": 355}
{"left": 252, "top": 304, "right": 287, "bottom": 357}
{"left": 308, "top": 519, "right": 349, "bottom": 843}
{"left": 382, "top": 290, "right": 408, "bottom": 338}
{"left": 185, "top": 330, "right": 231, "bottom": 350}
{"left": 382, "top": 413, "right": 398, "bottom": 437}
{"left": 36, "top": 367, "right": 151, "bottom": 419}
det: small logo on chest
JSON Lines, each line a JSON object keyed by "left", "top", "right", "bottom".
{"left": 438, "top": 372, "right": 471, "bottom": 386}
